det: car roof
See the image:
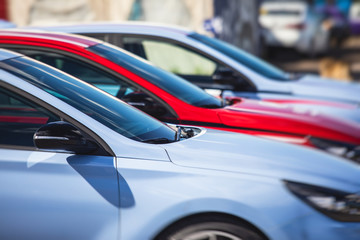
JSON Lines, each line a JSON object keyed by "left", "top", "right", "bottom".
{"left": 0, "top": 29, "right": 102, "bottom": 48}
{"left": 28, "top": 21, "right": 194, "bottom": 36}
{"left": 0, "top": 48, "right": 23, "bottom": 61}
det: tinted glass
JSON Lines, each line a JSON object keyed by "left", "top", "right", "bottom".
{"left": 12, "top": 49, "right": 176, "bottom": 120}
{"left": 189, "top": 33, "right": 293, "bottom": 81}
{"left": 0, "top": 57, "right": 176, "bottom": 143}
{"left": 0, "top": 87, "right": 60, "bottom": 148}
{"left": 19, "top": 50, "right": 131, "bottom": 95}
{"left": 89, "top": 43, "right": 222, "bottom": 108}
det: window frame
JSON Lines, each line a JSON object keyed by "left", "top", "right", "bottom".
{"left": 0, "top": 79, "right": 114, "bottom": 156}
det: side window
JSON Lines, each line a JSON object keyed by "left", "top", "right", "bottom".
{"left": 0, "top": 87, "right": 60, "bottom": 148}
{"left": 122, "top": 37, "right": 218, "bottom": 76}
{"left": 10, "top": 49, "right": 175, "bottom": 121}
{"left": 121, "top": 37, "right": 254, "bottom": 93}
{"left": 14, "top": 49, "right": 136, "bottom": 97}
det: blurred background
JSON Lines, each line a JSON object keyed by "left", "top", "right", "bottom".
{"left": 0, "top": 0, "right": 359, "bottom": 82}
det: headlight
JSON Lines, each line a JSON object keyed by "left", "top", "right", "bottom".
{"left": 309, "top": 137, "right": 360, "bottom": 164}
{"left": 285, "top": 181, "right": 360, "bottom": 222}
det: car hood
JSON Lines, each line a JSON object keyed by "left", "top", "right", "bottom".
{"left": 220, "top": 98, "right": 360, "bottom": 144}
{"left": 260, "top": 98, "right": 360, "bottom": 124}
{"left": 291, "top": 74, "right": 360, "bottom": 104}
{"left": 163, "top": 128, "right": 360, "bottom": 190}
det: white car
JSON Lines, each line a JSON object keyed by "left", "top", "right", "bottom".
{"left": 259, "top": 0, "right": 330, "bottom": 55}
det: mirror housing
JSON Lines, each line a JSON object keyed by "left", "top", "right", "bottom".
{"left": 212, "top": 67, "right": 249, "bottom": 91}
{"left": 34, "top": 121, "right": 98, "bottom": 154}
{"left": 122, "top": 92, "right": 167, "bottom": 118}
{"left": 212, "top": 67, "right": 239, "bottom": 85}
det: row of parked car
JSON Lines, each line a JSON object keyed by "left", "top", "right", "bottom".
{"left": 0, "top": 22, "right": 359, "bottom": 240}
{"left": 259, "top": 0, "right": 354, "bottom": 56}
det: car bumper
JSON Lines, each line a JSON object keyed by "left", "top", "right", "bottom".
{"left": 279, "top": 208, "right": 360, "bottom": 240}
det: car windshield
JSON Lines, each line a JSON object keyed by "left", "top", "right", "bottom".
{"left": 88, "top": 43, "right": 223, "bottom": 108}
{"left": 0, "top": 56, "right": 177, "bottom": 143}
{"left": 189, "top": 33, "right": 294, "bottom": 81}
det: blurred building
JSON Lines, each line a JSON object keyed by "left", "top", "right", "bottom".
{"left": 213, "top": 0, "right": 260, "bottom": 55}
{"left": 0, "top": 0, "right": 358, "bottom": 81}
{"left": 2, "top": 0, "right": 260, "bottom": 54}
{"left": 7, "top": 0, "right": 213, "bottom": 33}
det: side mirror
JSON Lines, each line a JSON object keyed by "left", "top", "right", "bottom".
{"left": 212, "top": 67, "right": 248, "bottom": 90}
{"left": 122, "top": 92, "right": 167, "bottom": 118}
{"left": 33, "top": 121, "right": 98, "bottom": 154}
{"left": 212, "top": 67, "right": 239, "bottom": 85}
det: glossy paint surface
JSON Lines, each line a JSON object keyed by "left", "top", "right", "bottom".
{"left": 32, "top": 23, "right": 360, "bottom": 123}
{"left": 31, "top": 23, "right": 360, "bottom": 98}
{"left": 0, "top": 30, "right": 358, "bottom": 149}
{"left": 0, "top": 50, "right": 359, "bottom": 240}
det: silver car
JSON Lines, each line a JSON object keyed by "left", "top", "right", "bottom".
{"left": 31, "top": 23, "right": 360, "bottom": 123}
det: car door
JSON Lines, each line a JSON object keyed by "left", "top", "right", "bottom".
{"left": 0, "top": 85, "right": 120, "bottom": 240}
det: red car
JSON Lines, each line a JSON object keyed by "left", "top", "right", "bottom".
{"left": 0, "top": 30, "right": 358, "bottom": 161}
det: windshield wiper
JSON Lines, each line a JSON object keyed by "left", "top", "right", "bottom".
{"left": 141, "top": 138, "right": 174, "bottom": 144}
{"left": 141, "top": 127, "right": 183, "bottom": 144}
{"left": 287, "top": 72, "right": 304, "bottom": 80}
{"left": 174, "top": 126, "right": 197, "bottom": 141}
{"left": 198, "top": 103, "right": 222, "bottom": 108}
{"left": 175, "top": 126, "right": 182, "bottom": 141}
{"left": 221, "top": 98, "right": 233, "bottom": 107}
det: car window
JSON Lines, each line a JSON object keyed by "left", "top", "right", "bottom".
{"left": 189, "top": 33, "right": 294, "bottom": 81}
{"left": 10, "top": 49, "right": 176, "bottom": 120}
{"left": 118, "top": 36, "right": 254, "bottom": 92}
{"left": 122, "top": 37, "right": 217, "bottom": 76}
{"left": 89, "top": 43, "right": 223, "bottom": 108}
{"left": 0, "top": 87, "right": 60, "bottom": 148}
{"left": 19, "top": 50, "right": 120, "bottom": 87}
{"left": 0, "top": 57, "right": 177, "bottom": 143}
